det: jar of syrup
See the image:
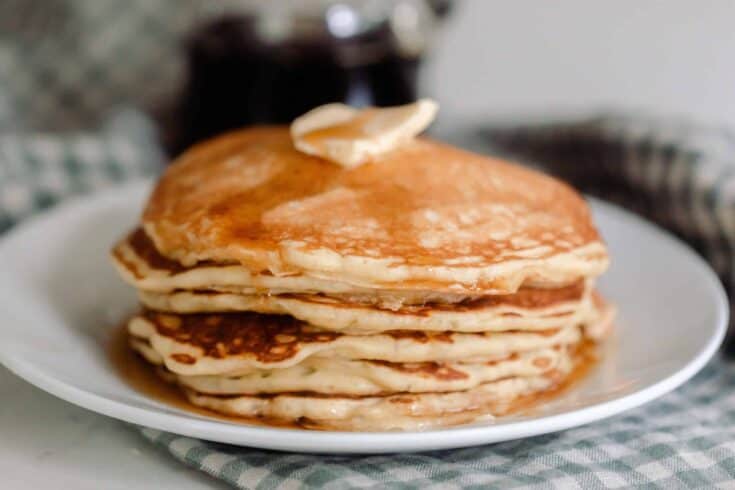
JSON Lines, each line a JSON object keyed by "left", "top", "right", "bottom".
{"left": 166, "top": 0, "right": 450, "bottom": 154}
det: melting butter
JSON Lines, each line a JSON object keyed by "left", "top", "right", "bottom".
{"left": 290, "top": 99, "right": 438, "bottom": 168}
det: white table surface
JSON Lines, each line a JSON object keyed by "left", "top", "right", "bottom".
{"left": 0, "top": 366, "right": 227, "bottom": 489}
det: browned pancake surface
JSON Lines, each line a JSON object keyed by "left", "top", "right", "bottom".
{"left": 142, "top": 127, "right": 602, "bottom": 274}
{"left": 141, "top": 311, "right": 339, "bottom": 363}
{"left": 140, "top": 310, "right": 569, "bottom": 365}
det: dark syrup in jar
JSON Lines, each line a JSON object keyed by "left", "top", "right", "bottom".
{"left": 166, "top": 13, "right": 422, "bottom": 155}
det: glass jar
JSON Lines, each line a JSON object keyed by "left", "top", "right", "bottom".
{"left": 166, "top": 0, "right": 450, "bottom": 154}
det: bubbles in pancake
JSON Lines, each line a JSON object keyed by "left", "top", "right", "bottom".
{"left": 140, "top": 127, "right": 608, "bottom": 293}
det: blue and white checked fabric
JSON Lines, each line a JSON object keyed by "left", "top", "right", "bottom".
{"left": 0, "top": 108, "right": 162, "bottom": 231}
{"left": 0, "top": 0, "right": 221, "bottom": 132}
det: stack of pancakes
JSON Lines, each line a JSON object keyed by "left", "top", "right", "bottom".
{"left": 112, "top": 127, "right": 613, "bottom": 431}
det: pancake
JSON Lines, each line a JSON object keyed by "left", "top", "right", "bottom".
{"left": 112, "top": 229, "right": 479, "bottom": 306}
{"left": 136, "top": 280, "right": 593, "bottom": 334}
{"left": 110, "top": 107, "right": 614, "bottom": 431}
{"left": 128, "top": 312, "right": 584, "bottom": 376}
{"left": 140, "top": 127, "right": 609, "bottom": 295}
{"left": 113, "top": 229, "right": 588, "bottom": 309}
{"left": 130, "top": 340, "right": 571, "bottom": 396}
{"left": 173, "top": 371, "right": 567, "bottom": 431}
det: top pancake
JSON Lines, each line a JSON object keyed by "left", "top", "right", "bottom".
{"left": 142, "top": 127, "right": 608, "bottom": 294}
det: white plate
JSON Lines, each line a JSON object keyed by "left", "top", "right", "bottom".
{"left": 0, "top": 180, "right": 727, "bottom": 454}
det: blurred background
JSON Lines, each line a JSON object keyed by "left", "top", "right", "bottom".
{"left": 2, "top": 1, "right": 735, "bottom": 308}
{"left": 2, "top": 0, "right": 734, "bottom": 151}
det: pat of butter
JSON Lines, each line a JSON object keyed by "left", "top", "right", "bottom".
{"left": 290, "top": 99, "right": 438, "bottom": 168}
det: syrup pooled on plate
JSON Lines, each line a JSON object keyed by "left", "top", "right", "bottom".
{"left": 108, "top": 322, "right": 600, "bottom": 429}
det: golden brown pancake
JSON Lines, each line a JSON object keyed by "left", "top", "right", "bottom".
{"left": 111, "top": 228, "right": 485, "bottom": 303}
{"left": 129, "top": 310, "right": 585, "bottom": 375}
{"left": 141, "top": 127, "right": 608, "bottom": 294}
{"left": 138, "top": 279, "right": 588, "bottom": 313}
{"left": 131, "top": 340, "right": 571, "bottom": 396}
{"left": 136, "top": 283, "right": 593, "bottom": 334}
{"left": 167, "top": 369, "right": 570, "bottom": 431}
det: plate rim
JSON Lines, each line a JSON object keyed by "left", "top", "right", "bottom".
{"left": 0, "top": 179, "right": 728, "bottom": 454}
